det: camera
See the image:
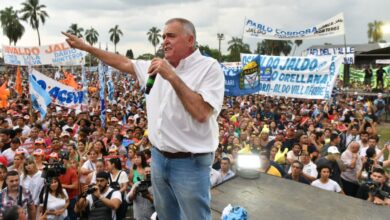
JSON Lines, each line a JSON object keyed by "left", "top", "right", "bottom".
{"left": 86, "top": 184, "right": 97, "bottom": 194}
{"left": 41, "top": 161, "right": 66, "bottom": 179}
{"left": 41, "top": 151, "right": 69, "bottom": 179}
{"left": 362, "top": 179, "right": 390, "bottom": 199}
{"left": 136, "top": 180, "right": 152, "bottom": 195}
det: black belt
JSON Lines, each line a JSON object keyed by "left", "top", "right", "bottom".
{"left": 154, "top": 147, "right": 211, "bottom": 159}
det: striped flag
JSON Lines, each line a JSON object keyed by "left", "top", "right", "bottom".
{"left": 29, "top": 75, "right": 52, "bottom": 119}
{"left": 98, "top": 60, "right": 106, "bottom": 128}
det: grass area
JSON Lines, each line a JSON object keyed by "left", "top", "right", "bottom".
{"left": 378, "top": 123, "right": 390, "bottom": 147}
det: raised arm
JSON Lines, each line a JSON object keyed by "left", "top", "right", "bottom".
{"left": 62, "top": 32, "right": 135, "bottom": 75}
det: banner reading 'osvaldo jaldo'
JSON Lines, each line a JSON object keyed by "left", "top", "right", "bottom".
{"left": 243, "top": 13, "right": 345, "bottom": 40}
{"left": 2, "top": 42, "right": 85, "bottom": 66}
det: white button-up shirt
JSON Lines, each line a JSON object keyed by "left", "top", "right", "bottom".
{"left": 132, "top": 49, "right": 225, "bottom": 153}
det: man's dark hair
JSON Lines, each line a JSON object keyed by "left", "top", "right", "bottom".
{"left": 330, "top": 133, "right": 339, "bottom": 142}
{"left": 5, "top": 170, "right": 19, "bottom": 181}
{"left": 115, "top": 134, "right": 124, "bottom": 142}
{"left": 13, "top": 128, "right": 23, "bottom": 135}
{"left": 372, "top": 167, "right": 385, "bottom": 176}
{"left": 292, "top": 160, "right": 303, "bottom": 169}
{"left": 221, "top": 157, "right": 231, "bottom": 164}
{"left": 360, "top": 130, "right": 369, "bottom": 136}
{"left": 368, "top": 135, "right": 379, "bottom": 142}
{"left": 2, "top": 205, "right": 20, "bottom": 220}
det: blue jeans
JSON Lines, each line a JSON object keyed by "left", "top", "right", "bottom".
{"left": 151, "top": 147, "right": 213, "bottom": 220}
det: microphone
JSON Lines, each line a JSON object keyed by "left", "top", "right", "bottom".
{"left": 145, "top": 74, "right": 156, "bottom": 95}
{"left": 145, "top": 44, "right": 163, "bottom": 95}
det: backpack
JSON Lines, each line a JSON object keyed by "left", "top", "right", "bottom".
{"left": 109, "top": 171, "right": 123, "bottom": 191}
{"left": 109, "top": 171, "right": 128, "bottom": 220}
{"left": 376, "top": 100, "right": 385, "bottom": 111}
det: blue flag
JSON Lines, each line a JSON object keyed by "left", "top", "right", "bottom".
{"left": 98, "top": 61, "right": 106, "bottom": 128}
{"left": 29, "top": 75, "right": 52, "bottom": 119}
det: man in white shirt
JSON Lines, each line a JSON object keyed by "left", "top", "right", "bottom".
{"left": 357, "top": 131, "right": 369, "bottom": 156}
{"left": 218, "top": 157, "right": 235, "bottom": 182}
{"left": 64, "top": 18, "right": 224, "bottom": 220}
{"left": 299, "top": 151, "right": 318, "bottom": 182}
{"left": 1, "top": 137, "right": 21, "bottom": 165}
{"left": 12, "top": 115, "right": 31, "bottom": 137}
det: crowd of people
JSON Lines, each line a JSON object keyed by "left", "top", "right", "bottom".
{"left": 0, "top": 62, "right": 389, "bottom": 220}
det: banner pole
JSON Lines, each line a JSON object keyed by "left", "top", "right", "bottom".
{"left": 241, "top": 17, "right": 247, "bottom": 40}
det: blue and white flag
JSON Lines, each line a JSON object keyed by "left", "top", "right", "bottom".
{"left": 29, "top": 74, "right": 52, "bottom": 119}
{"left": 98, "top": 60, "right": 106, "bottom": 128}
{"left": 81, "top": 64, "right": 88, "bottom": 102}
{"left": 107, "top": 67, "right": 114, "bottom": 103}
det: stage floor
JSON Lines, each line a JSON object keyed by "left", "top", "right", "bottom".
{"left": 211, "top": 174, "right": 390, "bottom": 220}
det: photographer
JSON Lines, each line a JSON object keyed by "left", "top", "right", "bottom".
{"left": 74, "top": 171, "right": 122, "bottom": 220}
{"left": 126, "top": 166, "right": 154, "bottom": 220}
{"left": 358, "top": 168, "right": 390, "bottom": 206}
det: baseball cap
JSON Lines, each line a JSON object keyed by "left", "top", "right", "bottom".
{"left": 111, "top": 117, "right": 119, "bottom": 122}
{"left": 327, "top": 146, "right": 340, "bottom": 154}
{"left": 60, "top": 131, "right": 70, "bottom": 137}
{"left": 33, "top": 149, "right": 45, "bottom": 156}
{"left": 35, "top": 138, "right": 45, "bottom": 144}
{"left": 108, "top": 145, "right": 118, "bottom": 153}
{"left": 96, "top": 171, "right": 110, "bottom": 180}
{"left": 15, "top": 148, "right": 28, "bottom": 155}
{"left": 49, "top": 152, "right": 59, "bottom": 160}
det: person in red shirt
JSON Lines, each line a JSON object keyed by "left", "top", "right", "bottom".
{"left": 59, "top": 156, "right": 79, "bottom": 220}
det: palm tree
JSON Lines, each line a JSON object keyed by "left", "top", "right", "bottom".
{"left": 227, "top": 37, "right": 250, "bottom": 61}
{"left": 147, "top": 27, "right": 162, "bottom": 55}
{"left": 85, "top": 27, "right": 99, "bottom": 45}
{"left": 367, "top": 20, "right": 384, "bottom": 43}
{"left": 0, "top": 7, "right": 25, "bottom": 45}
{"left": 109, "top": 25, "right": 123, "bottom": 53}
{"left": 19, "top": 0, "right": 49, "bottom": 46}
{"left": 67, "top": 23, "right": 84, "bottom": 38}
{"left": 254, "top": 40, "right": 292, "bottom": 56}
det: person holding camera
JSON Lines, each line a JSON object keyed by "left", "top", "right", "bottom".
{"left": 74, "top": 171, "right": 122, "bottom": 220}
{"left": 126, "top": 166, "right": 154, "bottom": 220}
{"left": 358, "top": 168, "right": 390, "bottom": 206}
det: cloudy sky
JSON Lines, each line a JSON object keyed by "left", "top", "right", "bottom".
{"left": 1, "top": 0, "right": 389, "bottom": 57}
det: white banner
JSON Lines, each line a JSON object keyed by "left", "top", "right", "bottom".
{"left": 232, "top": 54, "right": 344, "bottom": 99}
{"left": 244, "top": 13, "right": 345, "bottom": 40}
{"left": 2, "top": 42, "right": 85, "bottom": 66}
{"left": 376, "top": 59, "right": 390, "bottom": 64}
{"left": 30, "top": 69, "right": 86, "bottom": 108}
{"left": 305, "top": 47, "right": 354, "bottom": 64}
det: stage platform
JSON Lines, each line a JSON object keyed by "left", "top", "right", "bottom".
{"left": 211, "top": 174, "right": 390, "bottom": 220}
